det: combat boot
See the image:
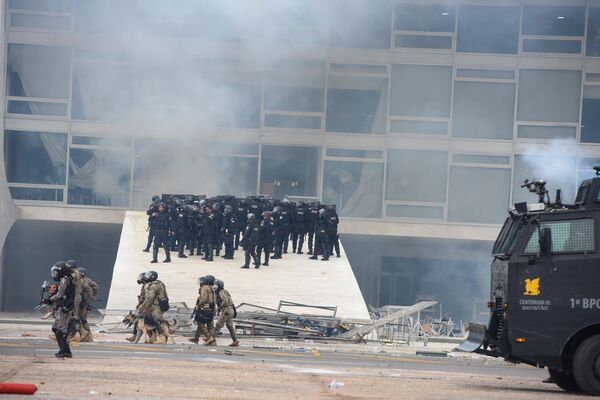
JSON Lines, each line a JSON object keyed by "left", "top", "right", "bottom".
{"left": 240, "top": 265, "right": 249, "bottom": 269}
{"left": 309, "top": 255, "right": 318, "bottom": 260}
{"left": 151, "top": 247, "right": 159, "bottom": 263}
{"left": 126, "top": 336, "right": 136, "bottom": 342}
{"left": 188, "top": 337, "right": 199, "bottom": 344}
{"left": 229, "top": 340, "right": 240, "bottom": 347}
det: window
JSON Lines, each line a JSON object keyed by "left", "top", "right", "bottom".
{"left": 522, "top": 39, "right": 581, "bottom": 54}
{"left": 394, "top": 4, "right": 455, "bottom": 32}
{"left": 517, "top": 69, "right": 581, "bottom": 123}
{"left": 72, "top": 62, "right": 135, "bottom": 122}
{"left": 75, "top": 0, "right": 137, "bottom": 35}
{"left": 587, "top": 8, "right": 600, "bottom": 57}
{"left": 517, "top": 125, "right": 576, "bottom": 140}
{"left": 582, "top": 86, "right": 600, "bottom": 143}
{"left": 68, "top": 148, "right": 132, "bottom": 207}
{"left": 386, "top": 149, "right": 447, "bottom": 202}
{"left": 264, "top": 61, "right": 325, "bottom": 130}
{"left": 452, "top": 81, "right": 515, "bottom": 140}
{"left": 524, "top": 219, "right": 594, "bottom": 254}
{"left": 322, "top": 160, "right": 383, "bottom": 218}
{"left": 328, "top": 0, "right": 391, "bottom": 49}
{"left": 326, "top": 75, "right": 388, "bottom": 134}
{"left": 447, "top": 166, "right": 511, "bottom": 224}
{"left": 513, "top": 155, "right": 576, "bottom": 205}
{"left": 457, "top": 5, "right": 520, "bottom": 54}
{"left": 390, "top": 65, "right": 452, "bottom": 118}
{"left": 260, "top": 145, "right": 319, "bottom": 198}
{"left": 522, "top": 5, "right": 585, "bottom": 36}
{"left": 7, "top": 44, "right": 70, "bottom": 114}
{"left": 4, "top": 130, "right": 67, "bottom": 185}
{"left": 9, "top": 0, "right": 72, "bottom": 12}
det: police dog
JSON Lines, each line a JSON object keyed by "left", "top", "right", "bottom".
{"left": 123, "top": 311, "right": 178, "bottom": 344}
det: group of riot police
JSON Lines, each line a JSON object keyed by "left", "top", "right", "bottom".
{"left": 143, "top": 195, "right": 341, "bottom": 268}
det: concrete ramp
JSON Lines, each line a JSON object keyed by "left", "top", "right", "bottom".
{"left": 106, "top": 211, "right": 370, "bottom": 320}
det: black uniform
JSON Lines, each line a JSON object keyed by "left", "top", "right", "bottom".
{"left": 292, "top": 205, "right": 307, "bottom": 254}
{"left": 175, "top": 206, "right": 189, "bottom": 258}
{"left": 202, "top": 213, "right": 216, "bottom": 261}
{"left": 258, "top": 217, "right": 274, "bottom": 266}
{"left": 213, "top": 208, "right": 225, "bottom": 256}
{"left": 327, "top": 209, "right": 340, "bottom": 257}
{"left": 223, "top": 212, "right": 237, "bottom": 259}
{"left": 272, "top": 210, "right": 285, "bottom": 259}
{"left": 242, "top": 220, "right": 260, "bottom": 268}
{"left": 152, "top": 211, "right": 171, "bottom": 263}
{"left": 280, "top": 205, "right": 292, "bottom": 253}
{"left": 307, "top": 206, "right": 319, "bottom": 254}
{"left": 143, "top": 202, "right": 159, "bottom": 252}
{"left": 235, "top": 202, "right": 248, "bottom": 250}
{"left": 310, "top": 212, "right": 330, "bottom": 261}
{"left": 190, "top": 210, "right": 204, "bottom": 256}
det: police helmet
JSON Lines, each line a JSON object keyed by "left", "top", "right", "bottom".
{"left": 152, "top": 195, "right": 160, "bottom": 202}
{"left": 282, "top": 198, "right": 290, "bottom": 204}
{"left": 214, "top": 279, "right": 224, "bottom": 289}
{"left": 137, "top": 272, "right": 146, "bottom": 284}
{"left": 146, "top": 271, "right": 158, "bottom": 282}
{"left": 327, "top": 204, "right": 336, "bottom": 210}
{"left": 50, "top": 261, "right": 69, "bottom": 280}
{"left": 319, "top": 208, "right": 326, "bottom": 215}
{"left": 247, "top": 213, "right": 255, "bottom": 221}
{"left": 75, "top": 267, "right": 87, "bottom": 277}
{"left": 66, "top": 259, "right": 78, "bottom": 269}
{"left": 213, "top": 203, "right": 221, "bottom": 211}
{"left": 197, "top": 276, "right": 209, "bottom": 285}
{"left": 205, "top": 275, "right": 216, "bottom": 286}
{"left": 224, "top": 205, "right": 232, "bottom": 214}
{"left": 273, "top": 206, "right": 281, "bottom": 213}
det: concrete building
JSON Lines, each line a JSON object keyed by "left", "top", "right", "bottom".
{"left": 2, "top": 0, "right": 598, "bottom": 322}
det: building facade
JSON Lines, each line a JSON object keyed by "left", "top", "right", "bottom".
{"left": 2, "top": 0, "right": 599, "bottom": 320}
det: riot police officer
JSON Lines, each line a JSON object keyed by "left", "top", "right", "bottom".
{"left": 151, "top": 202, "right": 171, "bottom": 263}
{"left": 143, "top": 195, "right": 160, "bottom": 252}
{"left": 202, "top": 207, "right": 216, "bottom": 262}
{"left": 327, "top": 205, "right": 340, "bottom": 258}
{"left": 309, "top": 208, "right": 329, "bottom": 261}
{"left": 235, "top": 199, "right": 248, "bottom": 250}
{"left": 241, "top": 213, "right": 260, "bottom": 269}
{"left": 271, "top": 206, "right": 284, "bottom": 259}
{"left": 292, "top": 201, "right": 307, "bottom": 254}
{"left": 258, "top": 211, "right": 274, "bottom": 266}
{"left": 222, "top": 205, "right": 237, "bottom": 259}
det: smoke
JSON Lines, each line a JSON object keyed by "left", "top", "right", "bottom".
{"left": 515, "top": 138, "right": 578, "bottom": 204}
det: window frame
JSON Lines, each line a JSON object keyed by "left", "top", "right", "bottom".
{"left": 521, "top": 217, "right": 596, "bottom": 256}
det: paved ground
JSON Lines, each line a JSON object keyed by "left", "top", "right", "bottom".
{"left": 0, "top": 324, "right": 585, "bottom": 399}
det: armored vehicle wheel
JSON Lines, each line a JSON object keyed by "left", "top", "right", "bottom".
{"left": 548, "top": 368, "right": 582, "bottom": 393}
{"left": 573, "top": 335, "right": 600, "bottom": 395}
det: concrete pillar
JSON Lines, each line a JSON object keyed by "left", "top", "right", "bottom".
{"left": 0, "top": 0, "right": 20, "bottom": 309}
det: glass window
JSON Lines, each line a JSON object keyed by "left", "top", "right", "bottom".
{"left": 331, "top": 64, "right": 387, "bottom": 75}
{"left": 264, "top": 87, "right": 324, "bottom": 113}
{"left": 4, "top": 130, "right": 67, "bottom": 185}
{"left": 9, "top": 0, "right": 73, "bottom": 12}
{"left": 7, "top": 44, "right": 70, "bottom": 99}
{"left": 9, "top": 187, "right": 63, "bottom": 202}
{"left": 457, "top": 5, "right": 520, "bottom": 54}
{"left": 68, "top": 148, "right": 131, "bottom": 207}
{"left": 322, "top": 160, "right": 383, "bottom": 218}
{"left": 452, "top": 81, "right": 515, "bottom": 140}
{"left": 394, "top": 34, "right": 453, "bottom": 50}
{"left": 517, "top": 69, "right": 581, "bottom": 123}
{"left": 513, "top": 154, "right": 576, "bottom": 205}
{"left": 10, "top": 13, "right": 71, "bottom": 30}
{"left": 390, "top": 120, "right": 447, "bottom": 135}
{"left": 260, "top": 145, "right": 319, "bottom": 198}
{"left": 394, "top": 4, "right": 455, "bottom": 32}
{"left": 7, "top": 100, "right": 68, "bottom": 117}
{"left": 326, "top": 76, "right": 388, "bottom": 134}
{"left": 452, "top": 154, "right": 510, "bottom": 165}
{"left": 386, "top": 204, "right": 443, "bottom": 219}
{"left": 264, "top": 61, "right": 325, "bottom": 113}
{"left": 75, "top": 0, "right": 137, "bottom": 35}
{"left": 587, "top": 8, "right": 600, "bottom": 57}
{"left": 522, "top": 5, "right": 585, "bottom": 36}
{"left": 524, "top": 219, "right": 594, "bottom": 254}
{"left": 386, "top": 149, "right": 447, "bottom": 202}
{"left": 517, "top": 125, "right": 576, "bottom": 139}
{"left": 326, "top": 148, "right": 383, "bottom": 159}
{"left": 207, "top": 155, "right": 258, "bottom": 197}
{"left": 457, "top": 69, "right": 515, "bottom": 80}
{"left": 522, "top": 39, "right": 581, "bottom": 54}
{"left": 72, "top": 62, "right": 135, "bottom": 122}
{"left": 582, "top": 86, "right": 600, "bottom": 143}
{"left": 390, "top": 64, "right": 452, "bottom": 118}
{"left": 448, "top": 166, "right": 511, "bottom": 224}
{"left": 328, "top": 0, "right": 391, "bottom": 49}
{"left": 264, "top": 114, "right": 321, "bottom": 129}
